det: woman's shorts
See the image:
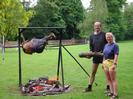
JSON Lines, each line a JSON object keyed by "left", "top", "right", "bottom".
{"left": 102, "top": 59, "right": 113, "bottom": 70}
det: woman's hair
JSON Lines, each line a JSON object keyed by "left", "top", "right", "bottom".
{"left": 106, "top": 32, "right": 116, "bottom": 43}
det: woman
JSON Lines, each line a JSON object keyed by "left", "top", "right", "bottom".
{"left": 102, "top": 32, "right": 119, "bottom": 99}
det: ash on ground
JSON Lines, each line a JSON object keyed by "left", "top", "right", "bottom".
{"left": 21, "top": 76, "right": 70, "bottom": 96}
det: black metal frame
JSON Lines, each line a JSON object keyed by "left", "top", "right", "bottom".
{"left": 18, "top": 27, "right": 94, "bottom": 89}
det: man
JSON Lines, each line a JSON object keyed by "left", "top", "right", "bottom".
{"left": 22, "top": 33, "right": 56, "bottom": 54}
{"left": 85, "top": 21, "right": 109, "bottom": 92}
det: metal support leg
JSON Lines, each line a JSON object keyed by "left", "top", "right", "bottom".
{"left": 18, "top": 28, "right": 22, "bottom": 87}
{"left": 62, "top": 45, "right": 98, "bottom": 86}
{"left": 60, "top": 45, "right": 64, "bottom": 90}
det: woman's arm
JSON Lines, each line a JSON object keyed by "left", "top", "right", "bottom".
{"left": 111, "top": 54, "right": 118, "bottom": 70}
{"left": 113, "top": 54, "right": 118, "bottom": 65}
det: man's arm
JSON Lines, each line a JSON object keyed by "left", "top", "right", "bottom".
{"left": 89, "top": 35, "right": 93, "bottom": 52}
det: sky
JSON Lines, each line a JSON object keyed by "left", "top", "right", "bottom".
{"left": 81, "top": 0, "right": 133, "bottom": 9}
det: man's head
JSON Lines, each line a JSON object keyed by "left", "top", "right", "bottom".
{"left": 94, "top": 21, "right": 102, "bottom": 33}
{"left": 22, "top": 41, "right": 33, "bottom": 54}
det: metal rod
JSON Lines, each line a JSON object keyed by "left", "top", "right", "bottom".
{"left": 2, "top": 36, "right": 5, "bottom": 64}
{"left": 60, "top": 45, "right": 64, "bottom": 90}
{"left": 57, "top": 29, "right": 65, "bottom": 89}
{"left": 60, "top": 30, "right": 65, "bottom": 90}
{"left": 18, "top": 27, "right": 66, "bottom": 87}
{"left": 19, "top": 27, "right": 65, "bottom": 29}
{"left": 57, "top": 45, "right": 61, "bottom": 80}
{"left": 62, "top": 45, "right": 90, "bottom": 77}
{"left": 62, "top": 45, "right": 98, "bottom": 86}
{"left": 18, "top": 28, "right": 22, "bottom": 87}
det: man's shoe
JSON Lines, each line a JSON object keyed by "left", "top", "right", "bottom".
{"left": 84, "top": 87, "right": 92, "bottom": 92}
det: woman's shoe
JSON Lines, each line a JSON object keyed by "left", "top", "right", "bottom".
{"left": 107, "top": 92, "right": 113, "bottom": 96}
{"left": 111, "top": 94, "right": 119, "bottom": 99}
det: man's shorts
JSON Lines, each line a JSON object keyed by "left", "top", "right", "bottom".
{"left": 93, "top": 56, "right": 103, "bottom": 64}
{"left": 102, "top": 59, "right": 113, "bottom": 70}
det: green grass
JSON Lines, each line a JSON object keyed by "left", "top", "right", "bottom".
{"left": 0, "top": 41, "right": 133, "bottom": 99}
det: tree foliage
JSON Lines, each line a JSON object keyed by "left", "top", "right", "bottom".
{"left": 56, "top": 0, "right": 84, "bottom": 39}
{"left": 1, "top": 0, "right": 132, "bottom": 41}
{"left": 79, "top": 0, "right": 128, "bottom": 41}
{"left": 30, "top": 0, "right": 64, "bottom": 27}
{"left": 79, "top": 0, "right": 108, "bottom": 38}
{"left": 0, "top": 0, "right": 32, "bottom": 40}
{"left": 29, "top": 0, "right": 84, "bottom": 39}
{"left": 89, "top": 0, "right": 108, "bottom": 22}
{"left": 123, "top": 3, "right": 133, "bottom": 40}
{"left": 28, "top": 0, "right": 65, "bottom": 39}
{"left": 105, "top": 0, "right": 126, "bottom": 40}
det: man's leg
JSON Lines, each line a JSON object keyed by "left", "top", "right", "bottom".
{"left": 85, "top": 63, "right": 99, "bottom": 92}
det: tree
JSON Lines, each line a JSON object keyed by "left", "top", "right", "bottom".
{"left": 105, "top": 0, "right": 126, "bottom": 40}
{"left": 28, "top": 0, "right": 65, "bottom": 39}
{"left": 123, "top": 3, "right": 133, "bottom": 40}
{"left": 0, "top": 0, "right": 32, "bottom": 40}
{"left": 89, "top": 0, "right": 108, "bottom": 22}
{"left": 79, "top": 0, "right": 108, "bottom": 38}
{"left": 30, "top": 0, "right": 64, "bottom": 27}
{"left": 29, "top": 0, "right": 84, "bottom": 39}
{"left": 56, "top": 0, "right": 84, "bottom": 39}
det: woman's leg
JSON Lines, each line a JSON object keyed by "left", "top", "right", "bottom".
{"left": 109, "top": 68, "right": 118, "bottom": 96}
{"left": 104, "top": 68, "right": 113, "bottom": 95}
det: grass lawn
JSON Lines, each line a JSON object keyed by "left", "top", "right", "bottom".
{"left": 0, "top": 40, "right": 133, "bottom": 99}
